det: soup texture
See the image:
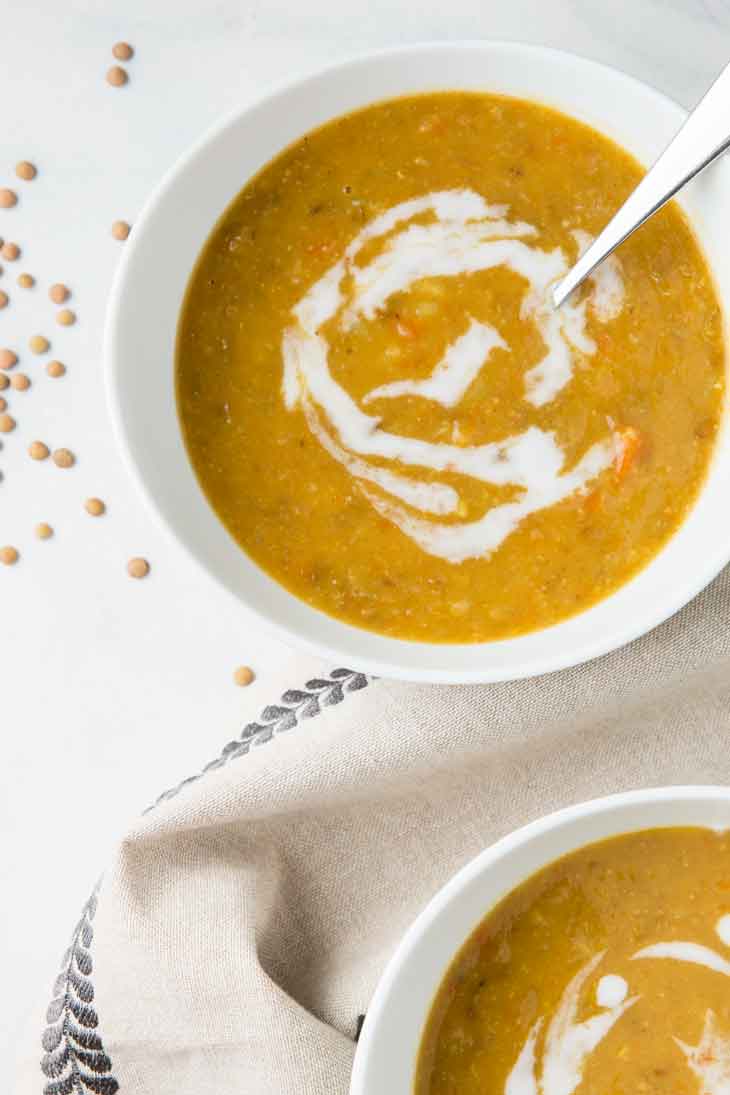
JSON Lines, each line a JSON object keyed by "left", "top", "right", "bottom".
{"left": 177, "top": 93, "right": 724, "bottom": 642}
{"left": 416, "top": 827, "right": 730, "bottom": 1095}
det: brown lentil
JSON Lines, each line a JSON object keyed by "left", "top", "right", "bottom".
{"left": 49, "top": 283, "right": 69, "bottom": 304}
{"left": 106, "top": 65, "right": 128, "bottom": 87}
{"left": 0, "top": 412, "right": 15, "bottom": 432}
{"left": 233, "top": 665, "right": 255, "bottom": 687}
{"left": 112, "top": 41, "right": 134, "bottom": 60}
{"left": 29, "top": 334, "right": 49, "bottom": 354}
{"left": 127, "top": 557, "right": 150, "bottom": 579}
{"left": 15, "top": 161, "right": 36, "bottom": 181}
{"left": 0, "top": 545, "right": 19, "bottom": 565}
{"left": 0, "top": 374, "right": 8, "bottom": 391}
{"left": 84, "top": 497, "right": 106, "bottom": 516}
{"left": 0, "top": 397, "right": 5, "bottom": 412}
{"left": 1, "top": 241, "right": 19, "bottom": 261}
{"left": 46, "top": 360, "right": 65, "bottom": 378}
{"left": 111, "top": 220, "right": 130, "bottom": 240}
{"left": 10, "top": 372, "right": 30, "bottom": 391}
{"left": 56, "top": 308, "right": 76, "bottom": 326}
{"left": 35, "top": 523, "right": 53, "bottom": 540}
{"left": 0, "top": 189, "right": 17, "bottom": 208}
{"left": 0, "top": 290, "right": 7, "bottom": 309}
{"left": 29, "top": 440, "right": 49, "bottom": 460}
{"left": 52, "top": 447, "right": 75, "bottom": 468}
{"left": 17, "top": 273, "right": 34, "bottom": 288}
{"left": 0, "top": 349, "right": 17, "bottom": 370}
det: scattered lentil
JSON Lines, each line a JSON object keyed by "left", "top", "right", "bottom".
{"left": 233, "top": 665, "right": 255, "bottom": 687}
{"left": 1, "top": 242, "right": 19, "bottom": 261}
{"left": 15, "top": 161, "right": 36, "bottom": 181}
{"left": 0, "top": 397, "right": 5, "bottom": 412}
{"left": 0, "top": 189, "right": 17, "bottom": 208}
{"left": 0, "top": 349, "right": 17, "bottom": 370}
{"left": 84, "top": 497, "right": 105, "bottom": 516}
{"left": 46, "top": 360, "right": 65, "bottom": 378}
{"left": 111, "top": 220, "right": 130, "bottom": 240}
{"left": 112, "top": 41, "right": 134, "bottom": 60}
{"left": 35, "top": 523, "right": 53, "bottom": 540}
{"left": 106, "top": 65, "right": 128, "bottom": 87}
{"left": 17, "top": 273, "right": 34, "bottom": 288}
{"left": 0, "top": 412, "right": 16, "bottom": 432}
{"left": 49, "top": 283, "right": 69, "bottom": 304}
{"left": 56, "top": 308, "right": 76, "bottom": 326}
{"left": 0, "top": 546, "right": 19, "bottom": 565}
{"left": 29, "top": 440, "right": 49, "bottom": 460}
{"left": 29, "top": 334, "right": 49, "bottom": 354}
{"left": 0, "top": 290, "right": 7, "bottom": 309}
{"left": 52, "top": 447, "right": 75, "bottom": 468}
{"left": 0, "top": 374, "right": 8, "bottom": 391}
{"left": 11, "top": 372, "right": 30, "bottom": 391}
{"left": 127, "top": 557, "right": 150, "bottom": 579}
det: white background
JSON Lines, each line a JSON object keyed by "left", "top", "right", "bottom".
{"left": 2, "top": 0, "right": 729, "bottom": 1070}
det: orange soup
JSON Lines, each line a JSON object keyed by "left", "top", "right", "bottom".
{"left": 416, "top": 827, "right": 730, "bottom": 1095}
{"left": 177, "top": 93, "right": 724, "bottom": 642}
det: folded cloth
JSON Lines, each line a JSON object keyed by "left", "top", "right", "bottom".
{"left": 16, "top": 568, "right": 730, "bottom": 1095}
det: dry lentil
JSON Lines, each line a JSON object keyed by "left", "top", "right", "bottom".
{"left": 17, "top": 273, "right": 34, "bottom": 288}
{"left": 84, "top": 497, "right": 105, "bottom": 516}
{"left": 0, "top": 397, "right": 5, "bottom": 412}
{"left": 49, "top": 283, "right": 69, "bottom": 304}
{"left": 1, "top": 241, "right": 19, "bottom": 260}
{"left": 56, "top": 308, "right": 75, "bottom": 326}
{"left": 0, "top": 290, "right": 7, "bottom": 309}
{"left": 111, "top": 220, "right": 130, "bottom": 240}
{"left": 29, "top": 335, "right": 49, "bottom": 354}
{"left": 0, "top": 546, "right": 19, "bottom": 565}
{"left": 233, "top": 665, "right": 255, "bottom": 687}
{"left": 29, "top": 440, "right": 49, "bottom": 460}
{"left": 0, "top": 349, "right": 17, "bottom": 370}
{"left": 0, "top": 189, "right": 17, "bottom": 208}
{"left": 52, "top": 447, "right": 75, "bottom": 468}
{"left": 112, "top": 41, "right": 134, "bottom": 60}
{"left": 127, "top": 557, "right": 150, "bottom": 579}
{"left": 15, "top": 161, "right": 36, "bottom": 181}
{"left": 106, "top": 65, "right": 128, "bottom": 87}
{"left": 35, "top": 523, "right": 53, "bottom": 540}
{"left": 46, "top": 360, "right": 65, "bottom": 378}
{"left": 10, "top": 373, "right": 30, "bottom": 391}
{"left": 0, "top": 413, "right": 15, "bottom": 432}
{"left": 0, "top": 374, "right": 8, "bottom": 391}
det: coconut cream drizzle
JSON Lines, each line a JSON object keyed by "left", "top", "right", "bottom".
{"left": 633, "top": 942, "right": 730, "bottom": 977}
{"left": 504, "top": 954, "right": 637, "bottom": 1095}
{"left": 677, "top": 1011, "right": 730, "bottom": 1095}
{"left": 281, "top": 189, "right": 626, "bottom": 563}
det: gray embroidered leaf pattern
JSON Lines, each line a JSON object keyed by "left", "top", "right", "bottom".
{"left": 41, "top": 884, "right": 118, "bottom": 1095}
{"left": 41, "top": 665, "right": 371, "bottom": 1092}
{"left": 145, "top": 667, "right": 370, "bottom": 812}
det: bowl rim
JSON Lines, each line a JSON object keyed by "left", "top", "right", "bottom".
{"left": 349, "top": 783, "right": 730, "bottom": 1093}
{"left": 105, "top": 39, "right": 729, "bottom": 684}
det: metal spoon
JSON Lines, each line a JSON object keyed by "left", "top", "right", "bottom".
{"left": 552, "top": 60, "right": 730, "bottom": 309}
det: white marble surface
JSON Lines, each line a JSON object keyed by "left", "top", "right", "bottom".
{"left": 2, "top": 0, "right": 729, "bottom": 1072}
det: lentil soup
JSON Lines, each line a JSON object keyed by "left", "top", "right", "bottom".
{"left": 176, "top": 93, "right": 724, "bottom": 642}
{"left": 416, "top": 827, "right": 730, "bottom": 1095}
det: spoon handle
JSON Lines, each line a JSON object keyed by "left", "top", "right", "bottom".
{"left": 552, "top": 60, "right": 730, "bottom": 308}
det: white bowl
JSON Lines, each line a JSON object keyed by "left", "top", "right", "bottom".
{"left": 105, "top": 41, "right": 730, "bottom": 684}
{"left": 350, "top": 785, "right": 730, "bottom": 1094}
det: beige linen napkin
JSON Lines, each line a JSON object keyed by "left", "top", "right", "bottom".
{"left": 16, "top": 567, "right": 730, "bottom": 1095}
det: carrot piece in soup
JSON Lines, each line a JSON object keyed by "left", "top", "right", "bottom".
{"left": 614, "top": 426, "right": 642, "bottom": 480}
